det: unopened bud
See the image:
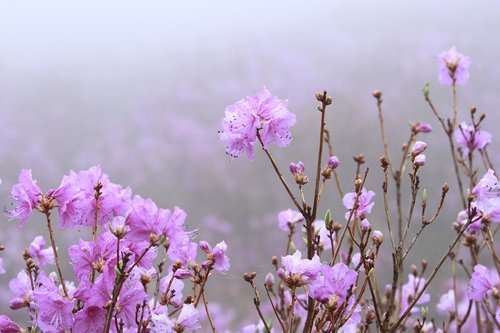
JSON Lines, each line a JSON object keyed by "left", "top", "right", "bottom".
{"left": 199, "top": 241, "right": 212, "bottom": 254}
{"left": 243, "top": 272, "right": 257, "bottom": 282}
{"left": 333, "top": 223, "right": 342, "bottom": 232}
{"left": 442, "top": 183, "right": 449, "bottom": 194}
{"left": 372, "top": 90, "right": 382, "bottom": 99}
{"left": 415, "top": 122, "right": 432, "bottom": 133}
{"left": 421, "top": 259, "right": 428, "bottom": 271}
{"left": 265, "top": 272, "right": 274, "bottom": 289}
{"left": 413, "top": 154, "right": 426, "bottom": 167}
{"left": 174, "top": 269, "right": 192, "bottom": 280}
{"left": 353, "top": 154, "right": 365, "bottom": 164}
{"left": 360, "top": 219, "right": 371, "bottom": 232}
{"left": 271, "top": 256, "right": 279, "bottom": 267}
{"left": 411, "top": 141, "right": 427, "bottom": 157}
{"left": 379, "top": 156, "right": 389, "bottom": 169}
{"left": 372, "top": 230, "right": 383, "bottom": 245}
{"left": 411, "top": 265, "right": 418, "bottom": 276}
{"left": 354, "top": 178, "right": 363, "bottom": 192}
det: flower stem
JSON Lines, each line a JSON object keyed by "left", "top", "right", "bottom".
{"left": 44, "top": 211, "right": 68, "bottom": 298}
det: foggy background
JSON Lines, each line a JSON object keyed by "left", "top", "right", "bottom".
{"left": 0, "top": 1, "right": 499, "bottom": 329}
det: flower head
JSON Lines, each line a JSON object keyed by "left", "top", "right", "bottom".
{"left": 278, "top": 209, "right": 304, "bottom": 232}
{"left": 343, "top": 187, "right": 375, "bottom": 220}
{"left": 472, "top": 169, "right": 500, "bottom": 222}
{"left": 308, "top": 263, "right": 357, "bottom": 306}
{"left": 438, "top": 46, "right": 471, "bottom": 85}
{"left": 6, "top": 169, "right": 42, "bottom": 227}
{"left": 454, "top": 122, "right": 492, "bottom": 156}
{"left": 29, "top": 236, "right": 55, "bottom": 266}
{"left": 466, "top": 264, "right": 499, "bottom": 301}
{"left": 0, "top": 315, "right": 21, "bottom": 333}
{"left": 219, "top": 88, "right": 296, "bottom": 160}
{"left": 277, "top": 250, "right": 322, "bottom": 287}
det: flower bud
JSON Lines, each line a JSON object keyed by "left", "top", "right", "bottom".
{"left": 174, "top": 269, "right": 192, "bottom": 280}
{"left": 360, "top": 219, "right": 371, "bottom": 232}
{"left": 415, "top": 123, "right": 432, "bottom": 133}
{"left": 199, "top": 241, "right": 212, "bottom": 254}
{"left": 413, "top": 154, "right": 426, "bottom": 167}
{"left": 265, "top": 272, "right": 274, "bottom": 289}
{"left": 411, "top": 141, "right": 427, "bottom": 157}
{"left": 372, "top": 230, "right": 383, "bottom": 245}
{"left": 290, "top": 161, "right": 308, "bottom": 185}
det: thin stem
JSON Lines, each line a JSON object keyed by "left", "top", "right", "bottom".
{"left": 194, "top": 267, "right": 212, "bottom": 307}
{"left": 265, "top": 284, "right": 286, "bottom": 332}
{"left": 257, "top": 131, "right": 304, "bottom": 216}
{"left": 202, "top": 291, "right": 217, "bottom": 333}
{"left": 44, "top": 212, "right": 68, "bottom": 298}
{"left": 390, "top": 218, "right": 474, "bottom": 331}
{"left": 312, "top": 92, "right": 329, "bottom": 221}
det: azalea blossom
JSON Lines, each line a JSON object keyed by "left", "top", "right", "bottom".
{"left": 454, "top": 122, "right": 492, "bottom": 156}
{"left": 343, "top": 187, "right": 375, "bottom": 220}
{"left": 277, "top": 250, "right": 322, "bottom": 287}
{"left": 219, "top": 88, "right": 296, "bottom": 160}
{"left": 438, "top": 46, "right": 471, "bottom": 85}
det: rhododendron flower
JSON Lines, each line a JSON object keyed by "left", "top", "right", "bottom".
{"left": 200, "top": 240, "right": 230, "bottom": 274}
{"left": 219, "top": 88, "right": 296, "bottom": 160}
{"left": 278, "top": 209, "right": 304, "bottom": 232}
{"left": 29, "top": 236, "right": 55, "bottom": 266}
{"left": 9, "top": 270, "right": 32, "bottom": 309}
{"left": 6, "top": 169, "right": 42, "bottom": 227}
{"left": 308, "top": 263, "right": 357, "bottom": 306}
{"left": 73, "top": 299, "right": 106, "bottom": 333}
{"left": 48, "top": 165, "right": 131, "bottom": 229}
{"left": 438, "top": 46, "right": 471, "bottom": 85}
{"left": 454, "top": 122, "right": 492, "bottom": 155}
{"left": 472, "top": 169, "right": 500, "bottom": 222}
{"left": 175, "top": 304, "right": 202, "bottom": 331}
{"left": 343, "top": 187, "right": 375, "bottom": 220}
{"left": 277, "top": 250, "right": 321, "bottom": 287}
{"left": 0, "top": 315, "right": 21, "bottom": 333}
{"left": 466, "top": 264, "right": 499, "bottom": 301}
{"left": 159, "top": 272, "right": 185, "bottom": 307}
{"left": 436, "top": 289, "right": 455, "bottom": 314}
{"left": 399, "top": 274, "right": 430, "bottom": 314}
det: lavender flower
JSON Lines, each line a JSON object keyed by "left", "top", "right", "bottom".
{"left": 200, "top": 240, "right": 230, "bottom": 274}
{"left": 278, "top": 208, "right": 304, "bottom": 232}
{"left": 308, "top": 263, "right": 358, "bottom": 307}
{"left": 29, "top": 236, "right": 55, "bottom": 266}
{"left": 454, "top": 122, "right": 492, "bottom": 155}
{"left": 219, "top": 88, "right": 296, "bottom": 160}
{"left": 466, "top": 264, "right": 499, "bottom": 301}
{"left": 436, "top": 289, "right": 455, "bottom": 314}
{"left": 277, "top": 250, "right": 322, "bottom": 287}
{"left": 6, "top": 169, "right": 42, "bottom": 227}
{"left": 343, "top": 187, "right": 375, "bottom": 220}
{"left": 399, "top": 274, "right": 431, "bottom": 314}
{"left": 472, "top": 169, "right": 500, "bottom": 222}
{"left": 438, "top": 46, "right": 471, "bottom": 85}
{"left": 0, "top": 315, "right": 21, "bottom": 333}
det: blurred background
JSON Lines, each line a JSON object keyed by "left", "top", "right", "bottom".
{"left": 1, "top": 0, "right": 499, "bottom": 329}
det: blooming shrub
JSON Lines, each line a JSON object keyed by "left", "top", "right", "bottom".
{"left": 0, "top": 47, "right": 498, "bottom": 332}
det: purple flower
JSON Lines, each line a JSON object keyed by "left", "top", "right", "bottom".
{"left": 0, "top": 315, "right": 21, "bottom": 333}
{"left": 33, "top": 285, "right": 74, "bottom": 332}
{"left": 466, "top": 264, "right": 499, "bottom": 301}
{"left": 160, "top": 272, "right": 185, "bottom": 307}
{"left": 9, "top": 270, "right": 31, "bottom": 309}
{"left": 438, "top": 46, "right": 471, "bottom": 85}
{"left": 201, "top": 240, "right": 230, "bottom": 274}
{"left": 399, "top": 274, "right": 430, "bottom": 314}
{"left": 308, "top": 263, "right": 357, "bottom": 306}
{"left": 436, "top": 289, "right": 455, "bottom": 314}
{"left": 472, "top": 169, "right": 500, "bottom": 222}
{"left": 326, "top": 156, "right": 340, "bottom": 170}
{"left": 124, "top": 195, "right": 168, "bottom": 241}
{"left": 314, "top": 220, "right": 333, "bottom": 250}
{"left": 175, "top": 304, "right": 201, "bottom": 331}
{"left": 277, "top": 250, "right": 322, "bottom": 287}
{"left": 48, "top": 165, "right": 131, "bottom": 229}
{"left": 6, "top": 169, "right": 42, "bottom": 227}
{"left": 73, "top": 299, "right": 106, "bottom": 333}
{"left": 29, "top": 236, "right": 55, "bottom": 266}
{"left": 278, "top": 209, "right": 304, "bottom": 232}
{"left": 343, "top": 187, "right": 375, "bottom": 220}
{"left": 454, "top": 122, "right": 492, "bottom": 155}
{"left": 219, "top": 88, "right": 296, "bottom": 160}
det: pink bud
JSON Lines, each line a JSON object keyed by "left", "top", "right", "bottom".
{"left": 360, "top": 219, "right": 371, "bottom": 232}
{"left": 416, "top": 123, "right": 433, "bottom": 133}
{"left": 326, "top": 156, "right": 340, "bottom": 170}
{"left": 174, "top": 269, "right": 192, "bottom": 280}
{"left": 199, "top": 241, "right": 212, "bottom": 254}
{"left": 412, "top": 141, "right": 427, "bottom": 156}
{"left": 414, "top": 154, "right": 426, "bottom": 167}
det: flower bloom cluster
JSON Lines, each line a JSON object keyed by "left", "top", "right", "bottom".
{"left": 219, "top": 88, "right": 297, "bottom": 160}
{"left": 2, "top": 166, "right": 229, "bottom": 332}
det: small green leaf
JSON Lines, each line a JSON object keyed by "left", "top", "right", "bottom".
{"left": 423, "top": 82, "right": 430, "bottom": 99}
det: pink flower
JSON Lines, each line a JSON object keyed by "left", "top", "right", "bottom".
{"left": 454, "top": 122, "right": 492, "bottom": 155}
{"left": 278, "top": 209, "right": 304, "bottom": 232}
{"left": 399, "top": 274, "right": 430, "bottom": 314}
{"left": 175, "top": 304, "right": 201, "bottom": 331}
{"left": 308, "top": 263, "right": 358, "bottom": 306}
{"left": 6, "top": 169, "right": 42, "bottom": 227}
{"left": 8, "top": 270, "right": 32, "bottom": 310}
{"left": 438, "top": 47, "right": 471, "bottom": 85}
{"left": 436, "top": 289, "right": 455, "bottom": 314}
{"left": 219, "top": 88, "right": 296, "bottom": 160}
{"left": 33, "top": 279, "right": 74, "bottom": 333}
{"left": 200, "top": 240, "right": 230, "bottom": 274}
{"left": 73, "top": 300, "right": 106, "bottom": 333}
{"left": 343, "top": 187, "right": 375, "bottom": 220}
{"left": 466, "top": 264, "right": 499, "bottom": 301}
{"left": 277, "top": 250, "right": 322, "bottom": 287}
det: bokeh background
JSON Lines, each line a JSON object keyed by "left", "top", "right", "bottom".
{"left": 1, "top": 1, "right": 499, "bottom": 330}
